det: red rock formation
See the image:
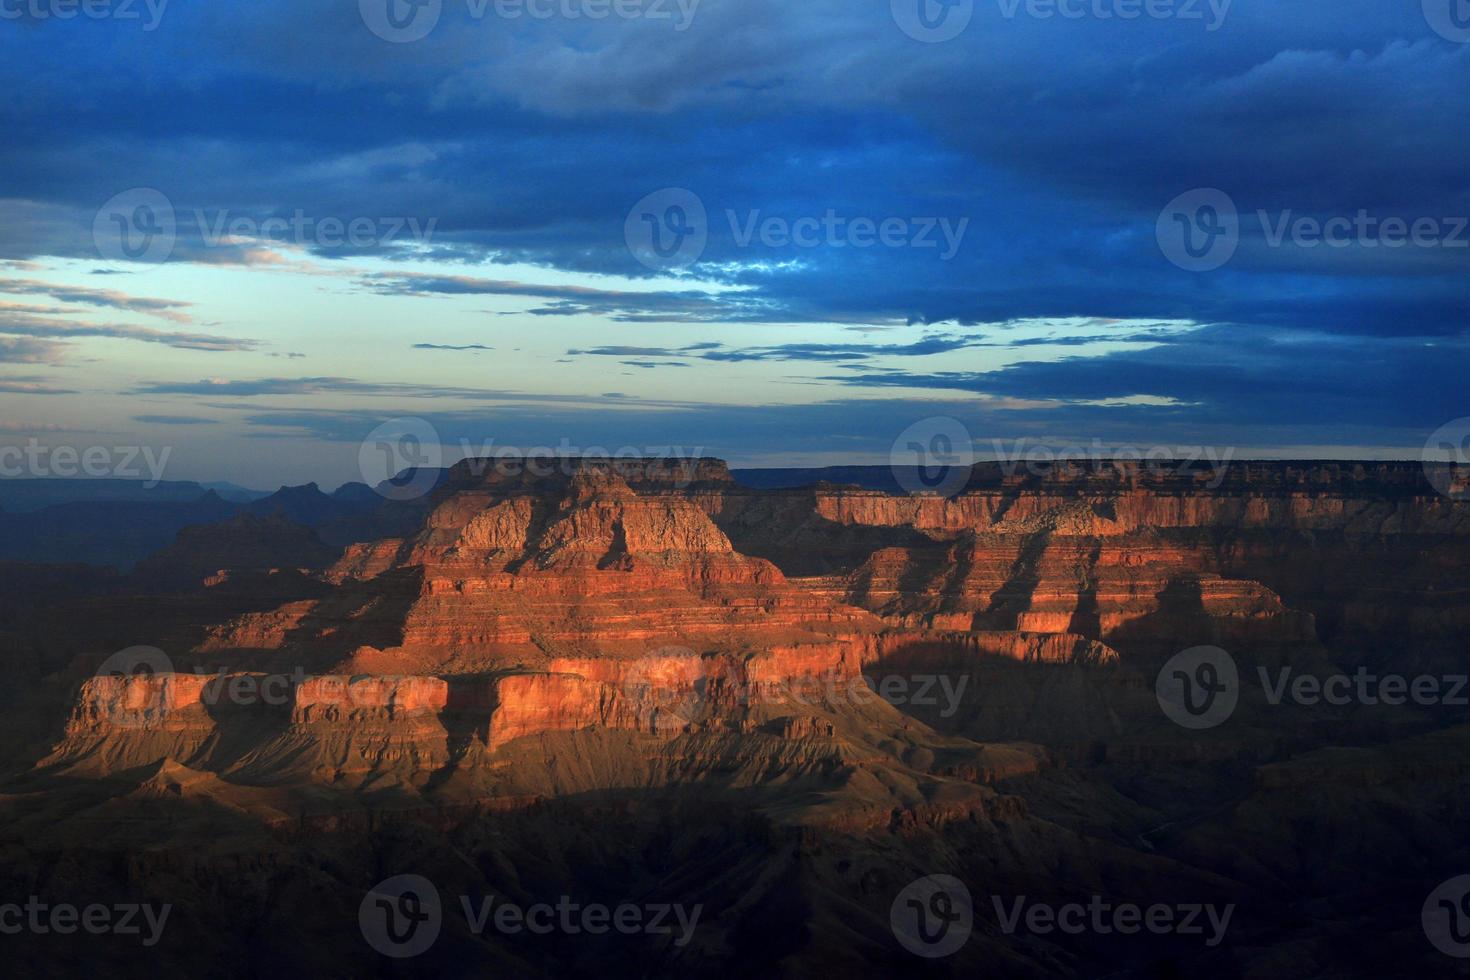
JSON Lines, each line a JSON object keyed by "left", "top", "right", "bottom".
{"left": 703, "top": 462, "right": 1470, "bottom": 665}
{"left": 15, "top": 458, "right": 1470, "bottom": 980}
{"left": 47, "top": 673, "right": 219, "bottom": 772}
{"left": 843, "top": 533, "right": 1315, "bottom": 659}
{"left": 208, "top": 461, "right": 882, "bottom": 679}
{"left": 65, "top": 672, "right": 213, "bottom": 730}
{"left": 873, "top": 630, "right": 1118, "bottom": 667}
{"left": 226, "top": 674, "right": 452, "bottom": 786}
{"left": 292, "top": 675, "right": 448, "bottom": 721}
{"left": 40, "top": 457, "right": 1470, "bottom": 786}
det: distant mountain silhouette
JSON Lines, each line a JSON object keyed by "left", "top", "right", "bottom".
{"left": 0, "top": 478, "right": 218, "bottom": 513}
{"left": 0, "top": 478, "right": 393, "bottom": 568}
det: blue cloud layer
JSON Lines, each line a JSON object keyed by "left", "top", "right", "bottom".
{"left": 1, "top": 0, "right": 1466, "bottom": 461}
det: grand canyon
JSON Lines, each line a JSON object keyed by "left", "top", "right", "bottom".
{"left": 7, "top": 1, "right": 1467, "bottom": 976}
{"left": 1, "top": 456, "right": 1466, "bottom": 976}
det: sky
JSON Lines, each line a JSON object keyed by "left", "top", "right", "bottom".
{"left": 0, "top": 0, "right": 1467, "bottom": 490}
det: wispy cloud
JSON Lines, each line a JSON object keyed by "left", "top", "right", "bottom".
{"left": 0, "top": 279, "right": 195, "bottom": 324}
{"left": 134, "top": 375, "right": 696, "bottom": 407}
{"left": 0, "top": 375, "right": 77, "bottom": 394}
{"left": 568, "top": 335, "right": 982, "bottom": 363}
{"left": 361, "top": 271, "right": 776, "bottom": 323}
{"left": 0, "top": 312, "right": 256, "bottom": 352}
{"left": 0, "top": 336, "right": 69, "bottom": 364}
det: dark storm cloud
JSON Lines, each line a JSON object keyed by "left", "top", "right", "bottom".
{"left": 1, "top": 0, "right": 1467, "bottom": 451}
{"left": 820, "top": 324, "right": 1469, "bottom": 431}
